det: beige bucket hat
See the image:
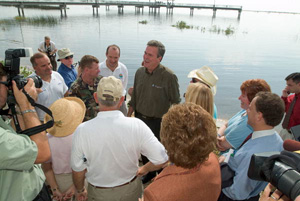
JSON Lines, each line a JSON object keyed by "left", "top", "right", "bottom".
{"left": 57, "top": 48, "right": 74, "bottom": 61}
{"left": 187, "top": 66, "right": 219, "bottom": 96}
{"left": 97, "top": 76, "right": 123, "bottom": 101}
{"left": 44, "top": 97, "right": 86, "bottom": 137}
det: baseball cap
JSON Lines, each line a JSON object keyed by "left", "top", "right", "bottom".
{"left": 97, "top": 76, "right": 123, "bottom": 101}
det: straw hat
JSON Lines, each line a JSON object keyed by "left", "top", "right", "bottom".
{"left": 57, "top": 48, "right": 74, "bottom": 61}
{"left": 97, "top": 76, "right": 123, "bottom": 101}
{"left": 188, "top": 66, "right": 219, "bottom": 95}
{"left": 44, "top": 97, "right": 86, "bottom": 137}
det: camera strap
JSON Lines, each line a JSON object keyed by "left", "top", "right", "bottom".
{"left": 20, "top": 89, "right": 54, "bottom": 136}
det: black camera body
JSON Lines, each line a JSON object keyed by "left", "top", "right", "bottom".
{"left": 4, "top": 48, "right": 42, "bottom": 89}
{"left": 248, "top": 151, "right": 300, "bottom": 200}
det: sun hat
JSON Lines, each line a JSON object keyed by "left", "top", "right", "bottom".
{"left": 44, "top": 97, "right": 86, "bottom": 137}
{"left": 57, "top": 48, "right": 74, "bottom": 61}
{"left": 97, "top": 76, "right": 123, "bottom": 101}
{"left": 187, "top": 66, "right": 219, "bottom": 96}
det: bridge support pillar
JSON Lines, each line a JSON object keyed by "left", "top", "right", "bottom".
{"left": 118, "top": 5, "right": 124, "bottom": 14}
{"left": 167, "top": 7, "right": 173, "bottom": 15}
{"left": 190, "top": 8, "right": 194, "bottom": 15}
{"left": 17, "top": 3, "right": 25, "bottom": 17}
{"left": 18, "top": 7, "right": 21, "bottom": 16}
{"left": 60, "top": 4, "right": 67, "bottom": 17}
{"left": 135, "top": 6, "right": 144, "bottom": 14}
{"left": 92, "top": 5, "right": 99, "bottom": 16}
{"left": 238, "top": 10, "right": 242, "bottom": 19}
{"left": 213, "top": 8, "right": 216, "bottom": 18}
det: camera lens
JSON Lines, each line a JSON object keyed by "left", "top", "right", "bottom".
{"left": 27, "top": 75, "right": 43, "bottom": 89}
{"left": 13, "top": 75, "right": 43, "bottom": 89}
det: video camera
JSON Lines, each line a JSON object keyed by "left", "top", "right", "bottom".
{"left": 4, "top": 48, "right": 42, "bottom": 89}
{"left": 248, "top": 151, "right": 300, "bottom": 200}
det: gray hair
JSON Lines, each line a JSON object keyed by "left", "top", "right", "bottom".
{"left": 98, "top": 94, "right": 119, "bottom": 107}
{"left": 147, "top": 40, "right": 165, "bottom": 58}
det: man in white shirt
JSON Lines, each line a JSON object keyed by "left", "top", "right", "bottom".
{"left": 30, "top": 53, "right": 68, "bottom": 121}
{"left": 99, "top": 44, "right": 128, "bottom": 115}
{"left": 71, "top": 76, "right": 168, "bottom": 201}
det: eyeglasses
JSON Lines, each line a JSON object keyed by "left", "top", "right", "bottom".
{"left": 64, "top": 55, "right": 73, "bottom": 60}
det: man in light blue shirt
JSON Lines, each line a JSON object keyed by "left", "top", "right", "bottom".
{"left": 57, "top": 48, "right": 77, "bottom": 89}
{"left": 219, "top": 92, "right": 285, "bottom": 201}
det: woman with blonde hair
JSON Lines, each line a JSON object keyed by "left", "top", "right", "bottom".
{"left": 185, "top": 82, "right": 214, "bottom": 117}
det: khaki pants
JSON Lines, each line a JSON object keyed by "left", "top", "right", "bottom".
{"left": 279, "top": 129, "right": 295, "bottom": 141}
{"left": 87, "top": 177, "right": 143, "bottom": 201}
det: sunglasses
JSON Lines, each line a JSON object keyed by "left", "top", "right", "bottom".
{"left": 191, "top": 78, "right": 211, "bottom": 89}
{"left": 64, "top": 55, "right": 73, "bottom": 60}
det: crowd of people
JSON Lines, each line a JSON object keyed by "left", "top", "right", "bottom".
{"left": 0, "top": 37, "right": 300, "bottom": 201}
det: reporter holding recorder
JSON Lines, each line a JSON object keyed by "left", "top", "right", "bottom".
{"left": 0, "top": 63, "right": 51, "bottom": 200}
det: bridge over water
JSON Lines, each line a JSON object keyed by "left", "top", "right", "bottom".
{"left": 0, "top": 0, "right": 242, "bottom": 18}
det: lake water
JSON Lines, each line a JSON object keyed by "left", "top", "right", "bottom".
{"left": 0, "top": 3, "right": 300, "bottom": 119}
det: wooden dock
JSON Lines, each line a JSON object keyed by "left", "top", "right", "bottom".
{"left": 0, "top": 1, "right": 242, "bottom": 18}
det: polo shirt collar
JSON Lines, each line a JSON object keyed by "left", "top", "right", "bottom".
{"left": 145, "top": 64, "right": 162, "bottom": 75}
{"left": 105, "top": 59, "right": 120, "bottom": 70}
{"left": 32, "top": 72, "right": 54, "bottom": 84}
{"left": 252, "top": 129, "right": 275, "bottom": 140}
{"left": 97, "top": 110, "right": 123, "bottom": 118}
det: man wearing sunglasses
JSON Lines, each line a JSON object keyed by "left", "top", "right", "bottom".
{"left": 57, "top": 48, "right": 77, "bottom": 89}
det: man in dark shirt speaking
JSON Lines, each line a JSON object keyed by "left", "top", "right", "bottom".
{"left": 128, "top": 40, "right": 180, "bottom": 183}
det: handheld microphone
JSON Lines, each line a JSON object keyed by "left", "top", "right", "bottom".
{"left": 283, "top": 139, "right": 300, "bottom": 152}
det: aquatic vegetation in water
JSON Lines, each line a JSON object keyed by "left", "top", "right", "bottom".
{"left": 170, "top": 21, "right": 236, "bottom": 36}
{"left": 209, "top": 25, "right": 222, "bottom": 34}
{"left": 172, "top": 21, "right": 196, "bottom": 29}
{"left": 208, "top": 25, "right": 235, "bottom": 36}
{"left": 139, "top": 20, "right": 148, "bottom": 24}
{"left": 224, "top": 26, "right": 234, "bottom": 35}
{"left": 0, "top": 16, "right": 58, "bottom": 26}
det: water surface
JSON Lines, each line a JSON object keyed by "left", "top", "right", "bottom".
{"left": 0, "top": 5, "right": 299, "bottom": 119}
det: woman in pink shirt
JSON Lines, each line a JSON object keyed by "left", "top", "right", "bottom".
{"left": 42, "top": 97, "right": 85, "bottom": 201}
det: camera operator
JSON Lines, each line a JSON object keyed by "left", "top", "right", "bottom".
{"left": 38, "top": 36, "right": 58, "bottom": 71}
{"left": 0, "top": 63, "right": 51, "bottom": 200}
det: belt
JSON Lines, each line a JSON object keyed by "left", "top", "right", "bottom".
{"left": 89, "top": 176, "right": 137, "bottom": 189}
{"left": 136, "top": 111, "right": 161, "bottom": 120}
